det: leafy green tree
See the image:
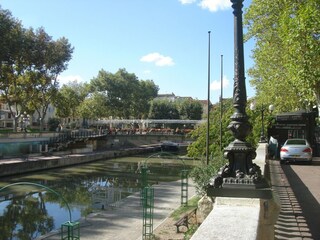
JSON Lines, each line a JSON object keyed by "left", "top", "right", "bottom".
{"left": 0, "top": 7, "right": 73, "bottom": 131}
{"left": 187, "top": 97, "right": 265, "bottom": 160}
{"left": 131, "top": 80, "right": 159, "bottom": 119}
{"left": 47, "top": 117, "right": 60, "bottom": 131}
{"left": 244, "top": 0, "right": 320, "bottom": 115}
{"left": 55, "top": 81, "right": 89, "bottom": 119}
{"left": 0, "top": 7, "right": 27, "bottom": 131}
{"left": 178, "top": 99, "right": 203, "bottom": 120}
{"left": 188, "top": 98, "right": 265, "bottom": 194}
{"left": 24, "top": 27, "right": 73, "bottom": 130}
{"left": 187, "top": 98, "right": 234, "bottom": 159}
{"left": 90, "top": 68, "right": 158, "bottom": 119}
{"left": 77, "top": 92, "right": 109, "bottom": 120}
{"left": 148, "top": 100, "right": 180, "bottom": 120}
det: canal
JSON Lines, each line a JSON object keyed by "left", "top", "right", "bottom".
{"left": 0, "top": 152, "right": 198, "bottom": 240}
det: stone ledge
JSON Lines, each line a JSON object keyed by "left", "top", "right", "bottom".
{"left": 191, "top": 197, "right": 260, "bottom": 240}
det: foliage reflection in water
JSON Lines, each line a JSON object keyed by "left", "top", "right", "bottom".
{"left": 0, "top": 153, "right": 197, "bottom": 239}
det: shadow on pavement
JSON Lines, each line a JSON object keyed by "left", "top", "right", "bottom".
{"left": 281, "top": 164, "right": 320, "bottom": 239}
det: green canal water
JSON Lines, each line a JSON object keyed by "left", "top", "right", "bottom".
{"left": 0, "top": 152, "right": 199, "bottom": 240}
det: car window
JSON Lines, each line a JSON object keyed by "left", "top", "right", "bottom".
{"left": 286, "top": 139, "right": 306, "bottom": 145}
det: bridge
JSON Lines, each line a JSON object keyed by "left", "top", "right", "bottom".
{"left": 0, "top": 130, "right": 193, "bottom": 158}
{"left": 93, "top": 119, "right": 205, "bottom": 125}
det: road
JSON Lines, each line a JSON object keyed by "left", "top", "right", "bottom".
{"left": 281, "top": 157, "right": 320, "bottom": 239}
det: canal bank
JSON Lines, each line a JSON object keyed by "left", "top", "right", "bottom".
{"left": 0, "top": 133, "right": 191, "bottom": 177}
{"left": 1, "top": 146, "right": 194, "bottom": 239}
{"left": 0, "top": 145, "right": 161, "bottom": 178}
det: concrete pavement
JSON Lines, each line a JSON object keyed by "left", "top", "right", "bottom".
{"left": 269, "top": 157, "right": 320, "bottom": 239}
{"left": 41, "top": 180, "right": 196, "bottom": 240}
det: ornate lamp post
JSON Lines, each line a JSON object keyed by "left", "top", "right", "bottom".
{"left": 39, "top": 117, "right": 43, "bottom": 133}
{"left": 250, "top": 103, "right": 274, "bottom": 143}
{"left": 208, "top": 0, "right": 265, "bottom": 189}
{"left": 20, "top": 112, "right": 30, "bottom": 132}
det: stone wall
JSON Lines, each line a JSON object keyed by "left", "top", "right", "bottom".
{"left": 0, "top": 146, "right": 160, "bottom": 178}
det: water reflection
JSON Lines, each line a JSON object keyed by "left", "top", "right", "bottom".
{"left": 0, "top": 192, "right": 54, "bottom": 240}
{"left": 0, "top": 154, "right": 195, "bottom": 239}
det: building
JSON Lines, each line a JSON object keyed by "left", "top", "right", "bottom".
{"left": 0, "top": 101, "right": 56, "bottom": 130}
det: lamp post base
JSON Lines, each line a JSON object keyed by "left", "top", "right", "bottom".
{"left": 259, "top": 133, "right": 267, "bottom": 143}
{"left": 207, "top": 139, "right": 266, "bottom": 189}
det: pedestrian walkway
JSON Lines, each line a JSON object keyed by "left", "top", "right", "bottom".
{"left": 42, "top": 180, "right": 196, "bottom": 240}
{"left": 269, "top": 159, "right": 314, "bottom": 239}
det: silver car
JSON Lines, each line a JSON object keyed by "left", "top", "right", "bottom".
{"left": 280, "top": 138, "right": 313, "bottom": 164}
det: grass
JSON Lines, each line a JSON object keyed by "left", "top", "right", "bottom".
{"left": 170, "top": 196, "right": 200, "bottom": 220}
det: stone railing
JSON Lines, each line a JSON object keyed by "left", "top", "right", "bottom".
{"left": 191, "top": 143, "right": 280, "bottom": 240}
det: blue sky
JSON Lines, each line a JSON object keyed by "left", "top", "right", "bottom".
{"left": 1, "top": 0, "right": 255, "bottom": 104}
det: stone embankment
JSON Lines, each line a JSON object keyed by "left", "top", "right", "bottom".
{"left": 0, "top": 146, "right": 160, "bottom": 178}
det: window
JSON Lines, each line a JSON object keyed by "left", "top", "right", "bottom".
{"left": 286, "top": 139, "right": 306, "bottom": 145}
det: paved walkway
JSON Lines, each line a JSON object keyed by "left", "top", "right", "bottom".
{"left": 41, "top": 180, "right": 196, "bottom": 240}
{"left": 269, "top": 158, "right": 319, "bottom": 239}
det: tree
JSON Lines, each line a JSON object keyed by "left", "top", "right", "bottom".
{"left": 178, "top": 99, "right": 203, "bottom": 120}
{"left": 24, "top": 27, "right": 73, "bottom": 130}
{"left": 0, "top": 7, "right": 26, "bottom": 131}
{"left": 0, "top": 7, "right": 73, "bottom": 131}
{"left": 55, "top": 81, "right": 89, "bottom": 119}
{"left": 148, "top": 100, "right": 180, "bottom": 120}
{"left": 187, "top": 98, "right": 234, "bottom": 159}
{"left": 90, "top": 68, "right": 159, "bottom": 119}
{"left": 244, "top": 0, "right": 320, "bottom": 116}
{"left": 131, "top": 80, "right": 159, "bottom": 119}
{"left": 189, "top": 100, "right": 265, "bottom": 195}
{"left": 77, "top": 92, "right": 109, "bottom": 121}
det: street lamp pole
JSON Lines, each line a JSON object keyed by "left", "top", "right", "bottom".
{"left": 208, "top": 0, "right": 264, "bottom": 189}
{"left": 220, "top": 54, "right": 223, "bottom": 152}
{"left": 250, "top": 103, "right": 275, "bottom": 143}
{"left": 260, "top": 108, "right": 266, "bottom": 143}
{"left": 206, "top": 31, "right": 211, "bottom": 165}
{"left": 21, "top": 112, "right": 30, "bottom": 132}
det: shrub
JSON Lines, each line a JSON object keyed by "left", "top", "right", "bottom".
{"left": 189, "top": 157, "right": 226, "bottom": 195}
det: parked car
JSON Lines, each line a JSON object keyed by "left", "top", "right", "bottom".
{"left": 280, "top": 138, "right": 313, "bottom": 164}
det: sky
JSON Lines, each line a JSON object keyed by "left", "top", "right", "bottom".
{"left": 0, "top": 0, "right": 255, "bottom": 104}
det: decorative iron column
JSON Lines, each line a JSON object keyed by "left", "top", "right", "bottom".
{"left": 208, "top": 0, "right": 263, "bottom": 189}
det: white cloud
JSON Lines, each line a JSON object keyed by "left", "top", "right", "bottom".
{"left": 57, "top": 75, "right": 84, "bottom": 86}
{"left": 210, "top": 75, "right": 229, "bottom": 91}
{"left": 199, "top": 0, "right": 231, "bottom": 12}
{"left": 140, "top": 52, "right": 175, "bottom": 67}
{"left": 179, "top": 0, "right": 197, "bottom": 4}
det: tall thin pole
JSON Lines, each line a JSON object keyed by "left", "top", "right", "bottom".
{"left": 220, "top": 55, "right": 223, "bottom": 152}
{"left": 206, "top": 31, "right": 211, "bottom": 165}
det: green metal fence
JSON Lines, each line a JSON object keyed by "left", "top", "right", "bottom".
{"left": 142, "top": 186, "right": 154, "bottom": 239}
{"left": 180, "top": 169, "right": 189, "bottom": 206}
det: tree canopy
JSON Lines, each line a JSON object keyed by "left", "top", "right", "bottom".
{"left": 244, "top": 0, "right": 320, "bottom": 115}
{"left": 0, "top": 7, "right": 73, "bottom": 131}
{"left": 54, "top": 81, "right": 89, "bottom": 119}
{"left": 90, "top": 68, "right": 159, "bottom": 119}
